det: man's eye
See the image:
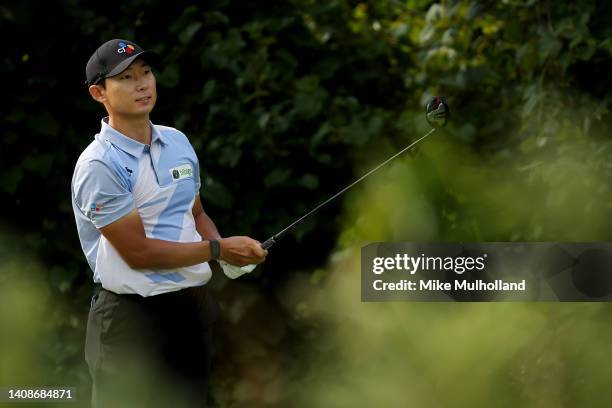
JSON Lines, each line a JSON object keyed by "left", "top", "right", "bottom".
{"left": 144, "top": 70, "right": 151, "bottom": 74}
{"left": 122, "top": 75, "right": 131, "bottom": 79}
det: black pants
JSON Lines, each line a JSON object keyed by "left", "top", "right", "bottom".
{"left": 85, "top": 284, "right": 219, "bottom": 408}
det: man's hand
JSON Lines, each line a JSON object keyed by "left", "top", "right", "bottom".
{"left": 219, "top": 236, "right": 267, "bottom": 266}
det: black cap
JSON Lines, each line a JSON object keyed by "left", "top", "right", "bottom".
{"left": 85, "top": 39, "right": 160, "bottom": 86}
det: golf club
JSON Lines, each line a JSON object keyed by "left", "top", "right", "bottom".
{"left": 260, "top": 96, "right": 449, "bottom": 250}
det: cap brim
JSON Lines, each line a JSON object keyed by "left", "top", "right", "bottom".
{"left": 106, "top": 50, "right": 161, "bottom": 78}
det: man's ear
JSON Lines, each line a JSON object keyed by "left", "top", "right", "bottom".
{"left": 89, "top": 84, "right": 106, "bottom": 103}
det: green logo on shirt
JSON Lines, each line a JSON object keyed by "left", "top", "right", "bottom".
{"left": 169, "top": 165, "right": 193, "bottom": 181}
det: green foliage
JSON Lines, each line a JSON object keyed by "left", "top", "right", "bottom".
{"left": 1, "top": 0, "right": 611, "bottom": 406}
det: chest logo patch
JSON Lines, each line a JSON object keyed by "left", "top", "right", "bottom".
{"left": 170, "top": 164, "right": 193, "bottom": 181}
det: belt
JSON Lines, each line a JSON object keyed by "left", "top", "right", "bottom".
{"left": 91, "top": 282, "right": 218, "bottom": 322}
{"left": 92, "top": 282, "right": 208, "bottom": 301}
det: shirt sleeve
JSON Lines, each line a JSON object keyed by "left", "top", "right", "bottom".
{"left": 175, "top": 128, "right": 202, "bottom": 195}
{"left": 72, "top": 160, "right": 135, "bottom": 229}
{"left": 194, "top": 153, "right": 202, "bottom": 193}
{"left": 186, "top": 139, "right": 201, "bottom": 194}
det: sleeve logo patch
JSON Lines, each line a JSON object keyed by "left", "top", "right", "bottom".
{"left": 90, "top": 203, "right": 104, "bottom": 212}
{"left": 169, "top": 164, "right": 193, "bottom": 181}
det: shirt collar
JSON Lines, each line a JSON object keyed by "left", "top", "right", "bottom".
{"left": 99, "top": 117, "right": 166, "bottom": 157}
{"left": 150, "top": 122, "right": 167, "bottom": 146}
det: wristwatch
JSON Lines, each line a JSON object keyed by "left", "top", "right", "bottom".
{"left": 209, "top": 239, "right": 221, "bottom": 260}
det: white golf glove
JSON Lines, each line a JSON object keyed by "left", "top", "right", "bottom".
{"left": 220, "top": 261, "right": 257, "bottom": 279}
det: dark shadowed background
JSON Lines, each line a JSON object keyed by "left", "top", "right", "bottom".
{"left": 1, "top": 1, "right": 612, "bottom": 407}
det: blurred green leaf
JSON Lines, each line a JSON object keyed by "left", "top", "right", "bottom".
{"left": 201, "top": 79, "right": 217, "bottom": 101}
{"left": 28, "top": 111, "right": 60, "bottom": 137}
{"left": 0, "top": 168, "right": 23, "bottom": 194}
{"left": 299, "top": 174, "right": 319, "bottom": 190}
{"left": 180, "top": 22, "right": 203, "bottom": 44}
{"left": 264, "top": 168, "right": 291, "bottom": 188}
{"left": 202, "top": 177, "right": 234, "bottom": 209}
{"left": 157, "top": 64, "right": 180, "bottom": 88}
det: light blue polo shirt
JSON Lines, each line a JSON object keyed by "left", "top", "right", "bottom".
{"left": 71, "top": 117, "right": 212, "bottom": 296}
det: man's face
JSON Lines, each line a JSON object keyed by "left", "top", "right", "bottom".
{"left": 90, "top": 59, "right": 157, "bottom": 117}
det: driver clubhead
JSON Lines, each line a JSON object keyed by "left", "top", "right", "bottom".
{"left": 426, "top": 96, "right": 449, "bottom": 129}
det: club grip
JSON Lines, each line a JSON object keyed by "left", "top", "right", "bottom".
{"left": 261, "top": 238, "right": 276, "bottom": 250}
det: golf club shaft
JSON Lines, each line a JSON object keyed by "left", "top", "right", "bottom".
{"left": 261, "top": 128, "right": 437, "bottom": 250}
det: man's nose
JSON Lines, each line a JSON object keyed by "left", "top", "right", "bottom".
{"left": 136, "top": 75, "right": 149, "bottom": 91}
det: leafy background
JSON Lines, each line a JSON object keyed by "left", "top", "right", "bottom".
{"left": 1, "top": 0, "right": 612, "bottom": 407}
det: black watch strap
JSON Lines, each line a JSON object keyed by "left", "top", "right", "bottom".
{"left": 209, "top": 240, "right": 221, "bottom": 260}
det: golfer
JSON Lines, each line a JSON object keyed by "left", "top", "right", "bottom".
{"left": 71, "top": 39, "right": 267, "bottom": 407}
